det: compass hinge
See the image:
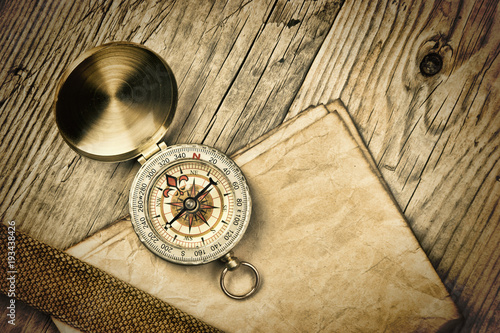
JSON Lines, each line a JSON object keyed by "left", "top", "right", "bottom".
{"left": 138, "top": 142, "right": 167, "bottom": 165}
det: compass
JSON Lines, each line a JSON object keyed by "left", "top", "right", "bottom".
{"left": 54, "top": 42, "right": 260, "bottom": 299}
{"left": 130, "top": 144, "right": 251, "bottom": 265}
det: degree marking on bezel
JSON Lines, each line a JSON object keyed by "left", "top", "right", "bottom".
{"left": 129, "top": 144, "right": 251, "bottom": 265}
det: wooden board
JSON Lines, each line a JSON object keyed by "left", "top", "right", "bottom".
{"left": 0, "top": 0, "right": 341, "bottom": 331}
{"left": 1, "top": 0, "right": 499, "bottom": 332}
{"left": 287, "top": 1, "right": 500, "bottom": 332}
{"left": 0, "top": 295, "right": 58, "bottom": 333}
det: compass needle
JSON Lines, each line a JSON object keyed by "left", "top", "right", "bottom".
{"left": 169, "top": 208, "right": 186, "bottom": 224}
{"left": 197, "top": 189, "right": 212, "bottom": 201}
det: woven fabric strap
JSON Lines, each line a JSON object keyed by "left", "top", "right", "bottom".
{"left": 0, "top": 224, "right": 222, "bottom": 332}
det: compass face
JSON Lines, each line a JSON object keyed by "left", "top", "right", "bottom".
{"left": 129, "top": 144, "right": 251, "bottom": 265}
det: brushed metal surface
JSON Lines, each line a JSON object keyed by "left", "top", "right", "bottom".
{"left": 55, "top": 42, "right": 177, "bottom": 162}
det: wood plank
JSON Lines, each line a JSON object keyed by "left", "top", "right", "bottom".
{"left": 288, "top": 0, "right": 500, "bottom": 331}
{"left": 0, "top": 0, "right": 341, "bottom": 331}
{"left": 0, "top": 294, "right": 59, "bottom": 333}
{"left": 0, "top": 0, "right": 340, "bottom": 248}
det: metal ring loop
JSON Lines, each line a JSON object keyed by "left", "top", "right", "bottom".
{"left": 220, "top": 261, "right": 260, "bottom": 300}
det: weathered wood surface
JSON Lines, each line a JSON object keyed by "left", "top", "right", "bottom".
{"left": 288, "top": 0, "right": 500, "bottom": 332}
{"left": 0, "top": 0, "right": 341, "bottom": 332}
{"left": 0, "top": 0, "right": 499, "bottom": 332}
{"left": 0, "top": 0, "right": 340, "bottom": 246}
{"left": 0, "top": 296, "right": 59, "bottom": 333}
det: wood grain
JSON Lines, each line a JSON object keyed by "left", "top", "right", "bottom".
{"left": 288, "top": 0, "right": 500, "bottom": 332}
{"left": 0, "top": 0, "right": 340, "bottom": 248}
{"left": 2, "top": 0, "right": 499, "bottom": 332}
{"left": 0, "top": 294, "right": 58, "bottom": 333}
{"left": 0, "top": 0, "right": 341, "bottom": 331}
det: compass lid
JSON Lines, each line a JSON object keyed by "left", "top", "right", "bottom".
{"left": 54, "top": 42, "right": 177, "bottom": 162}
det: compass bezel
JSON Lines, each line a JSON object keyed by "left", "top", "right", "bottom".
{"left": 129, "top": 143, "right": 252, "bottom": 265}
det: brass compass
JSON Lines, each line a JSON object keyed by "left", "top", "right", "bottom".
{"left": 55, "top": 42, "right": 260, "bottom": 299}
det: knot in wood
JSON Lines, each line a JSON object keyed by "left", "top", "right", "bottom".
{"left": 420, "top": 53, "right": 443, "bottom": 77}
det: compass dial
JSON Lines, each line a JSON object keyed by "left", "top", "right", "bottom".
{"left": 130, "top": 144, "right": 251, "bottom": 265}
{"left": 149, "top": 160, "right": 230, "bottom": 247}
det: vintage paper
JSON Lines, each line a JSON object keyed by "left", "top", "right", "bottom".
{"left": 55, "top": 102, "right": 461, "bottom": 332}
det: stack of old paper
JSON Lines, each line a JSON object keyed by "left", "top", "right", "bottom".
{"left": 56, "top": 101, "right": 461, "bottom": 332}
